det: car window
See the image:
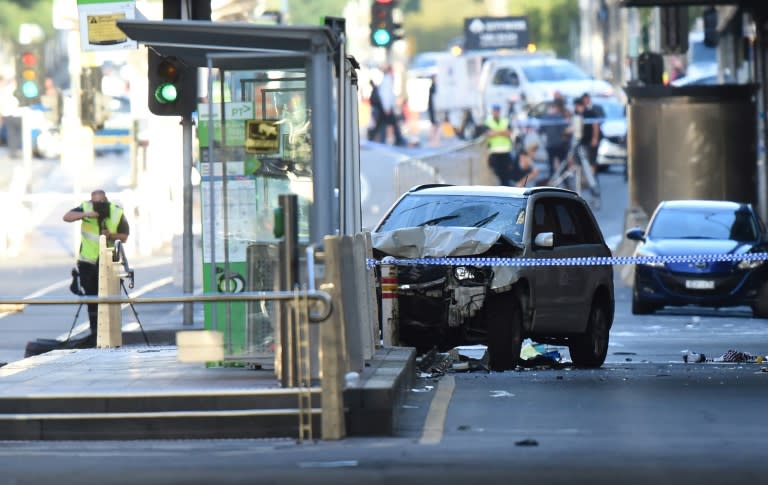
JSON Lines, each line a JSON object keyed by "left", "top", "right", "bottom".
{"left": 531, "top": 200, "right": 556, "bottom": 243}
{"left": 566, "top": 199, "right": 604, "bottom": 244}
{"left": 553, "top": 202, "right": 580, "bottom": 245}
{"left": 649, "top": 206, "right": 759, "bottom": 241}
{"left": 493, "top": 68, "right": 519, "bottom": 86}
{"left": 377, "top": 194, "right": 528, "bottom": 243}
{"left": 521, "top": 61, "right": 590, "bottom": 82}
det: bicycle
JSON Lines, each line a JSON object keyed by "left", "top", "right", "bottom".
{"left": 547, "top": 144, "right": 601, "bottom": 210}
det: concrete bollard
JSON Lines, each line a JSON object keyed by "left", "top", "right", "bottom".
{"left": 96, "top": 235, "right": 123, "bottom": 348}
{"left": 379, "top": 257, "right": 399, "bottom": 346}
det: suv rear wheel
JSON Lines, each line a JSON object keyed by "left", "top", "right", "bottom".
{"left": 486, "top": 289, "right": 523, "bottom": 371}
{"left": 569, "top": 301, "right": 609, "bottom": 368}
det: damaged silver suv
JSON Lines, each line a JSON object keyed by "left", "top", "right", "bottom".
{"left": 372, "top": 185, "right": 614, "bottom": 370}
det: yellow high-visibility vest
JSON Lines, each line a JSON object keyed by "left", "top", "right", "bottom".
{"left": 79, "top": 201, "right": 124, "bottom": 263}
{"left": 485, "top": 117, "right": 512, "bottom": 153}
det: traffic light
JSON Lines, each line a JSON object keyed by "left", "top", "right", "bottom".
{"left": 370, "top": 0, "right": 401, "bottom": 48}
{"left": 148, "top": 51, "right": 197, "bottom": 116}
{"left": 16, "top": 43, "right": 44, "bottom": 106}
{"left": 81, "top": 66, "right": 109, "bottom": 130}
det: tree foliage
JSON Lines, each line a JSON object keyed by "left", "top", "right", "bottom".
{"left": 286, "top": 0, "right": 346, "bottom": 27}
{"left": 0, "top": 0, "right": 53, "bottom": 42}
{"left": 403, "top": 0, "right": 578, "bottom": 58}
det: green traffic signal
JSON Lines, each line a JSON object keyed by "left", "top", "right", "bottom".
{"left": 372, "top": 29, "right": 391, "bottom": 47}
{"left": 21, "top": 80, "right": 39, "bottom": 98}
{"left": 155, "top": 82, "right": 178, "bottom": 104}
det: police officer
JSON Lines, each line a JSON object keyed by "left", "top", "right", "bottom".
{"left": 63, "top": 189, "right": 129, "bottom": 345}
{"left": 484, "top": 103, "right": 513, "bottom": 186}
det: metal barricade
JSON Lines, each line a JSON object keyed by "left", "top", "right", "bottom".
{"left": 393, "top": 138, "right": 492, "bottom": 195}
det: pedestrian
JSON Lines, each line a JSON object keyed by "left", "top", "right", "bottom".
{"left": 539, "top": 92, "right": 570, "bottom": 177}
{"left": 580, "top": 93, "right": 601, "bottom": 171}
{"left": 63, "top": 189, "right": 130, "bottom": 346}
{"left": 376, "top": 65, "right": 406, "bottom": 146}
{"left": 510, "top": 141, "right": 540, "bottom": 187}
{"left": 484, "top": 103, "right": 514, "bottom": 186}
{"left": 367, "top": 79, "right": 383, "bottom": 142}
{"left": 427, "top": 74, "right": 440, "bottom": 146}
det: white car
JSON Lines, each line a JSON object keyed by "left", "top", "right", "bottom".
{"left": 594, "top": 98, "right": 627, "bottom": 171}
{"left": 480, "top": 57, "right": 614, "bottom": 119}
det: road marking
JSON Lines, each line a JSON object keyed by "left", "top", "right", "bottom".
{"left": 0, "top": 279, "right": 70, "bottom": 320}
{"left": 489, "top": 390, "right": 515, "bottom": 398}
{"left": 419, "top": 375, "right": 455, "bottom": 445}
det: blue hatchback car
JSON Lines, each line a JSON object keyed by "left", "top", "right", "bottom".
{"left": 626, "top": 200, "right": 768, "bottom": 317}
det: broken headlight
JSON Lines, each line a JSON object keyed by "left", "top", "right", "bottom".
{"left": 454, "top": 266, "right": 478, "bottom": 281}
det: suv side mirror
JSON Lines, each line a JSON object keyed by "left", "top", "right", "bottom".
{"left": 534, "top": 232, "right": 554, "bottom": 248}
{"left": 626, "top": 227, "right": 646, "bottom": 241}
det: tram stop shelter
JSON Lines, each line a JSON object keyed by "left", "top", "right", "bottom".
{"left": 116, "top": 19, "right": 363, "bottom": 363}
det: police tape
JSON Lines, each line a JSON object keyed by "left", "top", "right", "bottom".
{"left": 366, "top": 252, "right": 768, "bottom": 269}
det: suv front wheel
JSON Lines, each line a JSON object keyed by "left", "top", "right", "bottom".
{"left": 486, "top": 289, "right": 523, "bottom": 371}
{"left": 568, "top": 301, "right": 610, "bottom": 368}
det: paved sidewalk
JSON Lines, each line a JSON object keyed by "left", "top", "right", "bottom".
{"left": 0, "top": 342, "right": 416, "bottom": 440}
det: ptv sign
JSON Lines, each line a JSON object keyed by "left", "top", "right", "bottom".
{"left": 463, "top": 16, "right": 529, "bottom": 51}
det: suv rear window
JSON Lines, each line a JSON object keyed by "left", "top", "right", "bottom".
{"left": 377, "top": 194, "right": 528, "bottom": 243}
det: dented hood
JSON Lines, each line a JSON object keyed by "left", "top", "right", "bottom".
{"left": 371, "top": 226, "right": 502, "bottom": 258}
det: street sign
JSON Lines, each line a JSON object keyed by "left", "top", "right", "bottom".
{"left": 463, "top": 16, "right": 529, "bottom": 51}
{"left": 197, "top": 101, "right": 254, "bottom": 147}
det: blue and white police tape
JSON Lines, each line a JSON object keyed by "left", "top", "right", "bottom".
{"left": 366, "top": 252, "right": 768, "bottom": 269}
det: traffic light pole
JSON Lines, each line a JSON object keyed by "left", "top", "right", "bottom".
{"left": 182, "top": 115, "right": 194, "bottom": 325}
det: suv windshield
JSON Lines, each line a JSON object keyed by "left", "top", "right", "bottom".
{"left": 377, "top": 194, "right": 528, "bottom": 243}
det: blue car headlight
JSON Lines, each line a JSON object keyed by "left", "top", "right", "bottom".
{"left": 737, "top": 258, "right": 765, "bottom": 270}
{"left": 636, "top": 250, "right": 665, "bottom": 268}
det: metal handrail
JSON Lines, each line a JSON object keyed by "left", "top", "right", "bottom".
{"left": 0, "top": 290, "right": 333, "bottom": 323}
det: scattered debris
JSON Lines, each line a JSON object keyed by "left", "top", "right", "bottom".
{"left": 682, "top": 350, "right": 706, "bottom": 363}
{"left": 457, "top": 425, "right": 471, "bottom": 431}
{"left": 682, "top": 349, "right": 768, "bottom": 364}
{"left": 715, "top": 349, "right": 759, "bottom": 363}
{"left": 515, "top": 438, "right": 539, "bottom": 447}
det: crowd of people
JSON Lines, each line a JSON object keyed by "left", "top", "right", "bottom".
{"left": 484, "top": 91, "right": 603, "bottom": 196}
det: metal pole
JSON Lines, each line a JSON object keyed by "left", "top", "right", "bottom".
{"left": 755, "top": 15, "right": 768, "bottom": 222}
{"left": 309, "top": 39, "right": 336, "bottom": 243}
{"left": 182, "top": 115, "right": 194, "bottom": 325}
{"left": 206, "top": 58, "right": 218, "bottom": 332}
{"left": 279, "top": 194, "right": 299, "bottom": 387}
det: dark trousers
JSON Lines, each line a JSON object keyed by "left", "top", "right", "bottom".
{"left": 489, "top": 152, "right": 513, "bottom": 186}
{"left": 77, "top": 260, "right": 99, "bottom": 339}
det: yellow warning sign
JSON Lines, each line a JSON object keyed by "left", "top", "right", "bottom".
{"left": 245, "top": 120, "right": 280, "bottom": 154}
{"left": 87, "top": 13, "right": 127, "bottom": 46}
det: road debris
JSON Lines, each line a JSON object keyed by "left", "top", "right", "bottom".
{"left": 515, "top": 438, "right": 539, "bottom": 447}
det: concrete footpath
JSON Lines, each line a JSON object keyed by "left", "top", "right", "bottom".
{"left": 0, "top": 327, "right": 417, "bottom": 441}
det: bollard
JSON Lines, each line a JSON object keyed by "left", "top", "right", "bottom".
{"left": 380, "top": 257, "right": 399, "bottom": 346}
{"left": 96, "top": 235, "right": 123, "bottom": 348}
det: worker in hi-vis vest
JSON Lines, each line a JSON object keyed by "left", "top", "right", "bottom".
{"left": 484, "top": 103, "right": 514, "bottom": 186}
{"left": 63, "top": 189, "right": 129, "bottom": 345}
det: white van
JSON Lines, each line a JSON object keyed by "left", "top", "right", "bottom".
{"left": 479, "top": 57, "right": 614, "bottom": 118}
